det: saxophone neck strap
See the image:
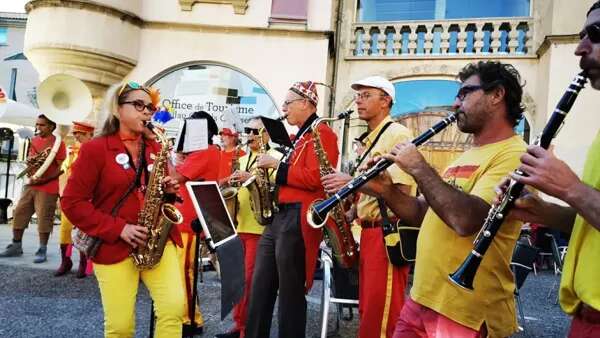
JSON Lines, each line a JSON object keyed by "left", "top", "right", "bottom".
{"left": 112, "top": 140, "right": 146, "bottom": 216}
{"left": 356, "top": 121, "right": 394, "bottom": 170}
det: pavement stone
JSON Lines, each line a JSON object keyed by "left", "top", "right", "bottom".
{"left": 0, "top": 223, "right": 571, "bottom": 337}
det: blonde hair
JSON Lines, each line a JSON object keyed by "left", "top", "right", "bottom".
{"left": 97, "top": 83, "right": 122, "bottom": 137}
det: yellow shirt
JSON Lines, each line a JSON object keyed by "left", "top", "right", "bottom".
{"left": 411, "top": 135, "right": 526, "bottom": 338}
{"left": 560, "top": 131, "right": 600, "bottom": 314}
{"left": 236, "top": 148, "right": 281, "bottom": 235}
{"left": 357, "top": 116, "right": 415, "bottom": 221}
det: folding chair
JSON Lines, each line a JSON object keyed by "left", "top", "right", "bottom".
{"left": 318, "top": 249, "right": 359, "bottom": 338}
{"left": 546, "top": 233, "right": 567, "bottom": 303}
{"left": 510, "top": 241, "right": 539, "bottom": 331}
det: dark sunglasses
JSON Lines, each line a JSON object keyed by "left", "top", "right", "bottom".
{"left": 580, "top": 23, "right": 600, "bottom": 43}
{"left": 119, "top": 99, "right": 157, "bottom": 113}
{"left": 455, "top": 85, "right": 483, "bottom": 101}
{"left": 244, "top": 127, "right": 261, "bottom": 135}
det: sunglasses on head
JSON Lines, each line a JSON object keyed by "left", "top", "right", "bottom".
{"left": 580, "top": 23, "right": 600, "bottom": 43}
{"left": 119, "top": 99, "right": 157, "bottom": 113}
{"left": 244, "top": 127, "right": 261, "bottom": 135}
{"left": 118, "top": 81, "right": 150, "bottom": 97}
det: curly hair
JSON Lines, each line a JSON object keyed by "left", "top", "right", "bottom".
{"left": 458, "top": 61, "right": 525, "bottom": 127}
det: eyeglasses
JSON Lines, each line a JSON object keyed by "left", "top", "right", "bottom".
{"left": 455, "top": 85, "right": 484, "bottom": 101}
{"left": 119, "top": 99, "right": 157, "bottom": 113}
{"left": 283, "top": 98, "right": 304, "bottom": 107}
{"left": 580, "top": 23, "right": 600, "bottom": 43}
{"left": 353, "top": 92, "right": 387, "bottom": 101}
{"left": 244, "top": 127, "right": 261, "bottom": 135}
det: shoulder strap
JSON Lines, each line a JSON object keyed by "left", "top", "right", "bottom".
{"left": 111, "top": 140, "right": 146, "bottom": 216}
{"left": 356, "top": 121, "right": 394, "bottom": 170}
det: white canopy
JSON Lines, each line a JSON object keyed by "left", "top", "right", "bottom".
{"left": 0, "top": 99, "right": 39, "bottom": 127}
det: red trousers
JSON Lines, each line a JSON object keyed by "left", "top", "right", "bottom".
{"left": 359, "top": 227, "right": 410, "bottom": 338}
{"left": 393, "top": 298, "right": 486, "bottom": 338}
{"left": 233, "top": 233, "right": 261, "bottom": 337}
{"left": 568, "top": 304, "right": 600, "bottom": 338}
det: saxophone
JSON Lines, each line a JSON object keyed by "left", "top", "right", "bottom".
{"left": 222, "top": 146, "right": 241, "bottom": 222}
{"left": 244, "top": 128, "right": 275, "bottom": 225}
{"left": 308, "top": 117, "right": 358, "bottom": 269}
{"left": 131, "top": 123, "right": 184, "bottom": 270}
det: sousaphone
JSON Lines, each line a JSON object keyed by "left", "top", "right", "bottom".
{"left": 37, "top": 74, "right": 93, "bottom": 125}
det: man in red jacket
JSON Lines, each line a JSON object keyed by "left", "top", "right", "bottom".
{"left": 244, "top": 81, "right": 339, "bottom": 338}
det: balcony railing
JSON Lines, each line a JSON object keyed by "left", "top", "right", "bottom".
{"left": 349, "top": 17, "right": 534, "bottom": 59}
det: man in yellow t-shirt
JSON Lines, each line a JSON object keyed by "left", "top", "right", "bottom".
{"left": 322, "top": 76, "right": 416, "bottom": 338}
{"left": 363, "top": 61, "right": 527, "bottom": 338}
{"left": 502, "top": 3, "right": 600, "bottom": 336}
{"left": 215, "top": 118, "right": 281, "bottom": 338}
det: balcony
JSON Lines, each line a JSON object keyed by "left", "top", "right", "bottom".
{"left": 349, "top": 17, "right": 534, "bottom": 59}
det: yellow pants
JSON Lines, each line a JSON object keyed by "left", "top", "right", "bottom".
{"left": 59, "top": 213, "right": 73, "bottom": 244}
{"left": 94, "top": 242, "right": 184, "bottom": 338}
{"left": 178, "top": 232, "right": 204, "bottom": 326}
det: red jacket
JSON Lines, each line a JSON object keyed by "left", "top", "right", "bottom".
{"left": 175, "top": 145, "right": 221, "bottom": 233}
{"left": 61, "top": 133, "right": 182, "bottom": 264}
{"left": 277, "top": 118, "right": 339, "bottom": 290}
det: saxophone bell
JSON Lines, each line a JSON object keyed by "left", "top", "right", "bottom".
{"left": 307, "top": 199, "right": 329, "bottom": 229}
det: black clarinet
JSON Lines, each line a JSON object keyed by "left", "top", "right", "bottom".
{"left": 448, "top": 72, "right": 587, "bottom": 291}
{"left": 307, "top": 113, "right": 457, "bottom": 227}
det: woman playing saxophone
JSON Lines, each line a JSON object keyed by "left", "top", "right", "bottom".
{"left": 61, "top": 81, "right": 185, "bottom": 337}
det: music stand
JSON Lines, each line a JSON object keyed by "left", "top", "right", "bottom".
{"left": 260, "top": 116, "right": 292, "bottom": 148}
{"left": 186, "top": 181, "right": 245, "bottom": 320}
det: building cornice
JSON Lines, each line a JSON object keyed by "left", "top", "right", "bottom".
{"left": 0, "top": 12, "right": 27, "bottom": 28}
{"left": 25, "top": 0, "right": 330, "bottom": 36}
{"left": 25, "top": 0, "right": 143, "bottom": 27}
{"left": 536, "top": 34, "right": 580, "bottom": 57}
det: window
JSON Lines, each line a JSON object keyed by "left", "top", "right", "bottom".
{"left": 0, "top": 28, "right": 7, "bottom": 45}
{"left": 147, "top": 63, "right": 280, "bottom": 137}
{"left": 270, "top": 0, "right": 307, "bottom": 22}
{"left": 391, "top": 80, "right": 460, "bottom": 117}
{"left": 357, "top": 0, "right": 530, "bottom": 22}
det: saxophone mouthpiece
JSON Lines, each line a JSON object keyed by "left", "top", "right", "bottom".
{"left": 337, "top": 109, "right": 354, "bottom": 120}
{"left": 145, "top": 121, "right": 154, "bottom": 131}
{"left": 277, "top": 114, "right": 288, "bottom": 121}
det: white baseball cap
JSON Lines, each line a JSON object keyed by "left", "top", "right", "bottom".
{"left": 351, "top": 76, "right": 395, "bottom": 103}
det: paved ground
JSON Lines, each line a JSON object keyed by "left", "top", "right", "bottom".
{"left": 0, "top": 223, "right": 571, "bottom": 337}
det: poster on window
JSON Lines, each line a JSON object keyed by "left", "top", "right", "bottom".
{"left": 148, "top": 64, "right": 281, "bottom": 138}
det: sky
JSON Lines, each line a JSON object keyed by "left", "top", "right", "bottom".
{"left": 0, "top": 0, "right": 28, "bottom": 13}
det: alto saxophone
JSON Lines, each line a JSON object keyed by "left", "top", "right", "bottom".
{"left": 222, "top": 146, "right": 241, "bottom": 222}
{"left": 307, "top": 116, "right": 358, "bottom": 269}
{"left": 244, "top": 128, "right": 275, "bottom": 225}
{"left": 131, "top": 123, "right": 184, "bottom": 270}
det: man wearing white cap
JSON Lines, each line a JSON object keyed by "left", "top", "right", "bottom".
{"left": 322, "top": 76, "right": 416, "bottom": 338}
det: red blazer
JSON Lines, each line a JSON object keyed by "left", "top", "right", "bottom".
{"left": 278, "top": 122, "right": 339, "bottom": 290}
{"left": 61, "top": 133, "right": 182, "bottom": 264}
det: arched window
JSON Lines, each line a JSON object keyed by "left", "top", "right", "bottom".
{"left": 392, "top": 79, "right": 460, "bottom": 117}
{"left": 392, "top": 79, "right": 530, "bottom": 140}
{"left": 147, "top": 62, "right": 280, "bottom": 135}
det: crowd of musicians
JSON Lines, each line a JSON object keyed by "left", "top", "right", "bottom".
{"left": 1, "top": 2, "right": 600, "bottom": 338}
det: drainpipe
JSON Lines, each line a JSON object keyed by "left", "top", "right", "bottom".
{"left": 329, "top": 0, "right": 348, "bottom": 165}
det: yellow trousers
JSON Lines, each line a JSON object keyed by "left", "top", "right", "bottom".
{"left": 59, "top": 213, "right": 73, "bottom": 244}
{"left": 178, "top": 232, "right": 204, "bottom": 326}
{"left": 94, "top": 242, "right": 184, "bottom": 338}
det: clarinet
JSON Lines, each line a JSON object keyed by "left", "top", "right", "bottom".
{"left": 307, "top": 113, "right": 457, "bottom": 227}
{"left": 448, "top": 72, "right": 587, "bottom": 291}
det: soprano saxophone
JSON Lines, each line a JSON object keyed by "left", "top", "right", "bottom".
{"left": 131, "top": 123, "right": 184, "bottom": 270}
{"left": 307, "top": 111, "right": 358, "bottom": 268}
